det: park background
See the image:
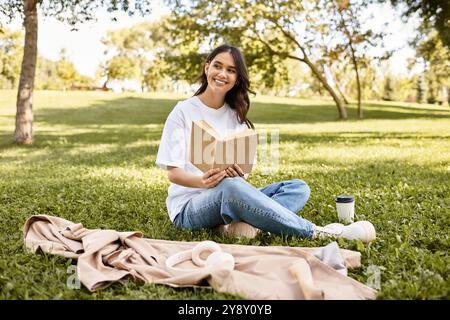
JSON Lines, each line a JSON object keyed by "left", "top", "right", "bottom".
{"left": 0, "top": 0, "right": 448, "bottom": 299}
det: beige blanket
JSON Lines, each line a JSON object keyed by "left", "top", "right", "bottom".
{"left": 23, "top": 215, "right": 377, "bottom": 300}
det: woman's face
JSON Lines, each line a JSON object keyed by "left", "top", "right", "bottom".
{"left": 204, "top": 52, "right": 238, "bottom": 95}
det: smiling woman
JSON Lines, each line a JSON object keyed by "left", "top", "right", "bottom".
{"left": 155, "top": 44, "right": 256, "bottom": 225}
{"left": 194, "top": 44, "right": 255, "bottom": 128}
{"left": 155, "top": 44, "right": 376, "bottom": 243}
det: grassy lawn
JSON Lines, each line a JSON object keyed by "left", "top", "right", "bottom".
{"left": 0, "top": 90, "right": 449, "bottom": 299}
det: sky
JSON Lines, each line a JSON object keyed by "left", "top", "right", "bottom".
{"left": 3, "top": 1, "right": 419, "bottom": 79}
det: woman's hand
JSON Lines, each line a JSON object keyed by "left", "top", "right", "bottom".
{"left": 225, "top": 164, "right": 246, "bottom": 179}
{"left": 200, "top": 168, "right": 228, "bottom": 188}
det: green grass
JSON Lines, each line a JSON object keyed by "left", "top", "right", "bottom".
{"left": 0, "top": 90, "right": 449, "bottom": 299}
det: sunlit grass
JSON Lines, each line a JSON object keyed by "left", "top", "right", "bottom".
{"left": 0, "top": 89, "right": 449, "bottom": 299}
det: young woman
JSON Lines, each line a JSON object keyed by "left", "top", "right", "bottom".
{"left": 156, "top": 44, "right": 376, "bottom": 242}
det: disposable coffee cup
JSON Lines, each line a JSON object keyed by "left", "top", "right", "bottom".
{"left": 335, "top": 195, "right": 355, "bottom": 224}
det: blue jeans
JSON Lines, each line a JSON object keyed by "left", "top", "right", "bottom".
{"left": 173, "top": 177, "right": 314, "bottom": 239}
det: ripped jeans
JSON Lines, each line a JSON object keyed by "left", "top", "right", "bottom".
{"left": 173, "top": 177, "right": 314, "bottom": 239}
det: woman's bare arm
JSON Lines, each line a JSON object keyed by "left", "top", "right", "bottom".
{"left": 167, "top": 166, "right": 228, "bottom": 188}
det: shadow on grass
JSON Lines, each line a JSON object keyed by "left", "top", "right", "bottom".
{"left": 0, "top": 128, "right": 160, "bottom": 168}
{"left": 1, "top": 127, "right": 448, "bottom": 174}
{"left": 29, "top": 96, "right": 450, "bottom": 128}
{"left": 34, "top": 97, "right": 176, "bottom": 126}
{"left": 1, "top": 96, "right": 448, "bottom": 170}
{"left": 278, "top": 131, "right": 450, "bottom": 145}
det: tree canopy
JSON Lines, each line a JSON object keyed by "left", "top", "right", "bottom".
{"left": 388, "top": 0, "right": 449, "bottom": 49}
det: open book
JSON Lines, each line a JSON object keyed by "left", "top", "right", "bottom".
{"left": 190, "top": 120, "right": 258, "bottom": 173}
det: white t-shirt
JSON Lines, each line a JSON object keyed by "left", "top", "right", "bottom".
{"left": 155, "top": 96, "right": 249, "bottom": 222}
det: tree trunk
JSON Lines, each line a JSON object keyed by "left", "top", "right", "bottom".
{"left": 303, "top": 57, "right": 348, "bottom": 119}
{"left": 102, "top": 78, "right": 110, "bottom": 91}
{"left": 350, "top": 48, "right": 363, "bottom": 119}
{"left": 333, "top": 72, "right": 350, "bottom": 104}
{"left": 337, "top": 85, "right": 350, "bottom": 105}
{"left": 15, "top": 0, "right": 38, "bottom": 144}
{"left": 339, "top": 9, "right": 362, "bottom": 119}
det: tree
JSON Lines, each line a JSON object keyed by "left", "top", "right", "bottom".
{"left": 98, "top": 55, "right": 136, "bottom": 90}
{"left": 327, "top": 61, "right": 351, "bottom": 104}
{"left": 382, "top": 75, "right": 394, "bottom": 101}
{"left": 35, "top": 56, "right": 60, "bottom": 89}
{"left": 164, "top": 0, "right": 349, "bottom": 119}
{"left": 0, "top": 0, "right": 153, "bottom": 144}
{"left": 0, "top": 28, "right": 22, "bottom": 89}
{"left": 322, "top": 0, "right": 390, "bottom": 118}
{"left": 388, "top": 0, "right": 450, "bottom": 49}
{"left": 417, "top": 30, "right": 450, "bottom": 105}
{"left": 335, "top": 1, "right": 364, "bottom": 118}
{"left": 142, "top": 56, "right": 170, "bottom": 92}
{"left": 100, "top": 20, "right": 172, "bottom": 92}
{"left": 385, "top": 1, "right": 449, "bottom": 105}
{"left": 56, "top": 49, "right": 77, "bottom": 90}
{"left": 416, "top": 74, "right": 426, "bottom": 103}
{"left": 153, "top": 13, "right": 295, "bottom": 95}
{"left": 101, "top": 23, "right": 147, "bottom": 90}
{"left": 384, "top": 1, "right": 449, "bottom": 105}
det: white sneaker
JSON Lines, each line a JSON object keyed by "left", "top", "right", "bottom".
{"left": 215, "top": 221, "right": 260, "bottom": 239}
{"left": 312, "top": 221, "right": 376, "bottom": 243}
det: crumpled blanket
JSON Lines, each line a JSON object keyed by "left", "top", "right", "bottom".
{"left": 23, "top": 215, "right": 377, "bottom": 300}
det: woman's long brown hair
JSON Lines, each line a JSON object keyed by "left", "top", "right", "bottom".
{"left": 194, "top": 44, "right": 255, "bottom": 129}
